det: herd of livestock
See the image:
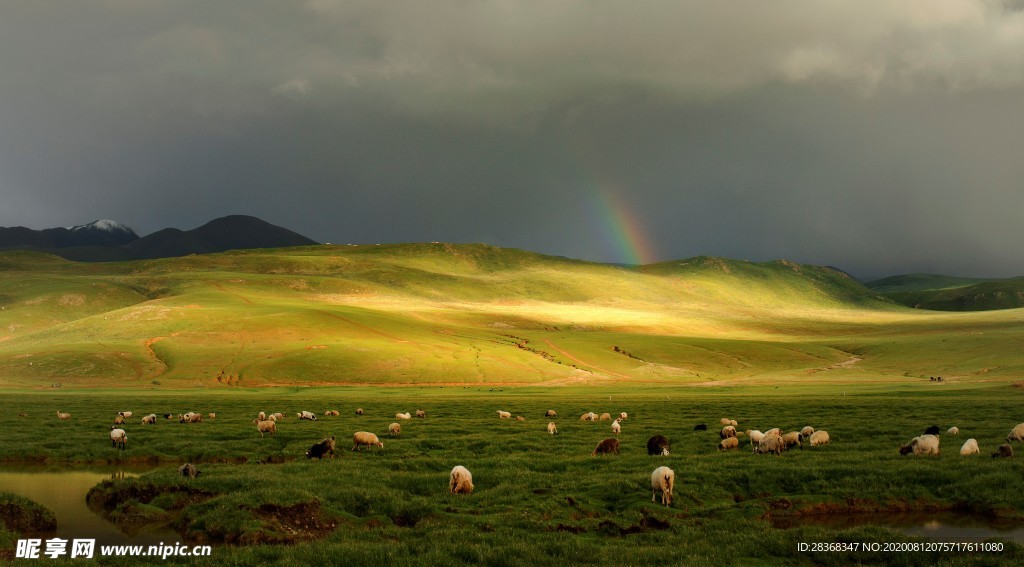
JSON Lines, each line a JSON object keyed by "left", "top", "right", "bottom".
{"left": 52, "top": 407, "right": 1024, "bottom": 508}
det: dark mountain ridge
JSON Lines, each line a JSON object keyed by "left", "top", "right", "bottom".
{"left": 0, "top": 215, "right": 318, "bottom": 261}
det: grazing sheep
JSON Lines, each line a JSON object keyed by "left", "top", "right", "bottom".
{"left": 109, "top": 426, "right": 127, "bottom": 450}
{"left": 599, "top": 413, "right": 612, "bottom": 421}
{"left": 755, "top": 433, "right": 784, "bottom": 455}
{"left": 1007, "top": 423, "right": 1024, "bottom": 442}
{"left": 800, "top": 426, "right": 815, "bottom": 438}
{"left": 619, "top": 412, "right": 628, "bottom": 420}
{"left": 179, "top": 412, "right": 202, "bottom": 423}
{"left": 258, "top": 411, "right": 266, "bottom": 421}
{"left": 306, "top": 436, "right": 337, "bottom": 460}
{"left": 651, "top": 466, "right": 675, "bottom": 507}
{"left": 497, "top": 410, "right": 512, "bottom": 419}
{"left": 611, "top": 419, "right": 621, "bottom": 435}
{"left": 298, "top": 411, "right": 317, "bottom": 421}
{"left": 207, "top": 413, "right": 216, "bottom": 420}
{"left": 899, "top": 434, "right": 940, "bottom": 456}
{"left": 449, "top": 465, "right": 474, "bottom": 495}
{"left": 809, "top": 431, "right": 830, "bottom": 446}
{"left": 947, "top": 426, "right": 959, "bottom": 435}
{"left": 141, "top": 414, "right": 157, "bottom": 425}
{"left": 516, "top": 416, "right": 526, "bottom": 422}
{"left": 323, "top": 410, "right": 340, "bottom": 417}
{"left": 163, "top": 413, "right": 174, "bottom": 419}
{"left": 992, "top": 444, "right": 1014, "bottom": 458}
{"left": 178, "top": 463, "right": 200, "bottom": 479}
{"left": 396, "top": 412, "right": 412, "bottom": 420}
{"left": 254, "top": 419, "right": 277, "bottom": 437}
{"left": 646, "top": 435, "right": 670, "bottom": 456}
{"left": 117, "top": 411, "right": 133, "bottom": 419}
{"left": 580, "top": 412, "right": 597, "bottom": 422}
{"left": 960, "top": 438, "right": 980, "bottom": 456}
{"left": 389, "top": 422, "right": 401, "bottom": 437}
{"left": 268, "top": 414, "right": 277, "bottom": 422}
{"left": 352, "top": 431, "right": 383, "bottom": 451}
{"left": 272, "top": 413, "right": 284, "bottom": 420}
{"left": 113, "top": 415, "right": 125, "bottom": 425}
{"left": 762, "top": 428, "right": 781, "bottom": 437}
{"left": 745, "top": 430, "right": 764, "bottom": 448}
{"left": 924, "top": 425, "right": 941, "bottom": 436}
{"left": 415, "top": 409, "right": 426, "bottom": 418}
{"left": 718, "top": 437, "right": 739, "bottom": 451}
{"left": 720, "top": 426, "right": 736, "bottom": 439}
{"left": 782, "top": 431, "right": 803, "bottom": 450}
{"left": 547, "top": 422, "right": 558, "bottom": 435}
{"left": 730, "top": 419, "right": 738, "bottom": 427}
{"left": 592, "top": 438, "right": 620, "bottom": 456}
{"left": 545, "top": 410, "right": 557, "bottom": 418}
{"left": 720, "top": 418, "right": 732, "bottom": 425}
{"left": 56, "top": 411, "right": 71, "bottom": 421}
{"left": 693, "top": 423, "right": 707, "bottom": 431}
{"left": 355, "top": 408, "right": 364, "bottom": 415}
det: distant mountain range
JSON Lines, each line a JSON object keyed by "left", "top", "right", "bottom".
{"left": 0, "top": 215, "right": 318, "bottom": 261}
{"left": 865, "top": 273, "right": 1024, "bottom": 311}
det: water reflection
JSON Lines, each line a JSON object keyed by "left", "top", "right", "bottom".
{"left": 0, "top": 465, "right": 181, "bottom": 546}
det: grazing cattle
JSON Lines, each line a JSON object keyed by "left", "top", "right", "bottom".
{"left": 592, "top": 438, "right": 620, "bottom": 456}
{"left": 646, "top": 435, "right": 670, "bottom": 456}
{"left": 306, "top": 436, "right": 337, "bottom": 460}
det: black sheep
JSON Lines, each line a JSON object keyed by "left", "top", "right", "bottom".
{"left": 647, "top": 435, "right": 670, "bottom": 456}
{"left": 306, "top": 436, "right": 336, "bottom": 460}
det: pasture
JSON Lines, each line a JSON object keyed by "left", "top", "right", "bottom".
{"left": 2, "top": 384, "right": 1023, "bottom": 565}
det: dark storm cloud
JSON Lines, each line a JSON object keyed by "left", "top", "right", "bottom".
{"left": 2, "top": 1, "right": 1024, "bottom": 279}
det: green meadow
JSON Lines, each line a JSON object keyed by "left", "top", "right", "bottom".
{"left": 1, "top": 245, "right": 1023, "bottom": 564}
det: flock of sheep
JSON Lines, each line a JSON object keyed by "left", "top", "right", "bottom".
{"left": 899, "top": 423, "right": 1024, "bottom": 458}
{"left": 60, "top": 406, "right": 1024, "bottom": 508}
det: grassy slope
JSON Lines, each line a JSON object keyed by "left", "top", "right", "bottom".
{"left": 1, "top": 245, "right": 1023, "bottom": 388}
{"left": 867, "top": 273, "right": 1024, "bottom": 311}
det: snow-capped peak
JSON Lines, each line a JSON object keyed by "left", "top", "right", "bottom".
{"left": 67, "top": 219, "right": 136, "bottom": 234}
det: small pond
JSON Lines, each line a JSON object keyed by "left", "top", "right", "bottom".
{"left": 771, "top": 511, "right": 1024, "bottom": 544}
{"left": 0, "top": 465, "right": 181, "bottom": 546}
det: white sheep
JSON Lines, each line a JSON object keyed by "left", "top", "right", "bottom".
{"left": 1007, "top": 423, "right": 1024, "bottom": 442}
{"left": 207, "top": 413, "right": 216, "bottom": 420}
{"left": 109, "top": 426, "right": 127, "bottom": 450}
{"left": 297, "top": 411, "right": 317, "bottom": 421}
{"left": 899, "top": 434, "right": 940, "bottom": 456}
{"left": 809, "top": 431, "right": 830, "bottom": 446}
{"left": 547, "top": 422, "right": 558, "bottom": 435}
{"left": 781, "top": 431, "right": 803, "bottom": 450}
{"left": 720, "top": 418, "right": 732, "bottom": 425}
{"left": 720, "top": 425, "right": 736, "bottom": 439}
{"left": 117, "top": 411, "right": 133, "bottom": 419}
{"left": 763, "top": 428, "right": 781, "bottom": 437}
{"left": 258, "top": 411, "right": 266, "bottom": 421}
{"left": 611, "top": 419, "right": 621, "bottom": 435}
{"left": 755, "top": 432, "right": 784, "bottom": 455}
{"left": 599, "top": 413, "right": 612, "bottom": 421}
{"left": 56, "top": 411, "right": 71, "bottom": 421}
{"left": 141, "top": 414, "right": 157, "bottom": 425}
{"left": 619, "top": 412, "right": 628, "bottom": 420}
{"left": 352, "top": 431, "right": 383, "bottom": 451}
{"left": 254, "top": 419, "right": 277, "bottom": 437}
{"left": 449, "top": 465, "right": 474, "bottom": 495}
{"left": 389, "top": 422, "right": 401, "bottom": 437}
{"left": 745, "top": 430, "right": 764, "bottom": 448}
{"left": 650, "top": 466, "right": 675, "bottom": 506}
{"left": 947, "top": 426, "right": 959, "bottom": 435}
{"left": 415, "top": 409, "right": 426, "bottom": 418}
{"left": 960, "top": 438, "right": 980, "bottom": 456}
{"left": 497, "top": 410, "right": 512, "bottom": 419}
{"left": 800, "top": 426, "right": 815, "bottom": 438}
{"left": 273, "top": 412, "right": 284, "bottom": 420}
{"left": 718, "top": 437, "right": 739, "bottom": 451}
{"left": 580, "top": 412, "right": 597, "bottom": 422}
{"left": 730, "top": 419, "right": 738, "bottom": 427}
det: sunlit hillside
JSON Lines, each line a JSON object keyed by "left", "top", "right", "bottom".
{"left": 1, "top": 244, "right": 1022, "bottom": 388}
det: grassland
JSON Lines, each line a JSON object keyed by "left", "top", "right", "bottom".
{"left": 2, "top": 244, "right": 1023, "bottom": 389}
{"left": 2, "top": 386, "right": 1023, "bottom": 565}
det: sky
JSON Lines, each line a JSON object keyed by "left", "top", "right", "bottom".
{"left": 2, "top": 1, "right": 1024, "bottom": 280}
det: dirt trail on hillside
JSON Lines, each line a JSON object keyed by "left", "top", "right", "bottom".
{"left": 541, "top": 339, "right": 633, "bottom": 380}
{"left": 142, "top": 337, "right": 169, "bottom": 379}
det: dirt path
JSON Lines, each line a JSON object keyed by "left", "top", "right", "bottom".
{"left": 541, "top": 339, "right": 633, "bottom": 380}
{"left": 142, "top": 337, "right": 169, "bottom": 379}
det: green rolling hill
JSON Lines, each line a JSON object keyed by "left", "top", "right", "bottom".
{"left": 867, "top": 273, "right": 1024, "bottom": 311}
{"left": 1, "top": 245, "right": 1022, "bottom": 388}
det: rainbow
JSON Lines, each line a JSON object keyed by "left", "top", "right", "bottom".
{"left": 587, "top": 189, "right": 659, "bottom": 266}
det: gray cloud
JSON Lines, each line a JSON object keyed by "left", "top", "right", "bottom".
{"left": 2, "top": 1, "right": 1024, "bottom": 279}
